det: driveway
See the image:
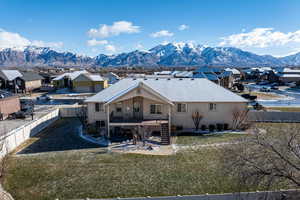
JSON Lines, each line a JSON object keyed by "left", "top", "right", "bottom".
{"left": 17, "top": 118, "right": 99, "bottom": 154}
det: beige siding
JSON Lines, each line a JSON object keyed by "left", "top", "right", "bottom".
{"left": 171, "top": 102, "right": 247, "bottom": 129}
{"left": 87, "top": 100, "right": 247, "bottom": 129}
{"left": 25, "top": 80, "right": 42, "bottom": 91}
{"left": 87, "top": 102, "right": 106, "bottom": 124}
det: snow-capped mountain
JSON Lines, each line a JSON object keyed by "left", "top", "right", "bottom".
{"left": 0, "top": 46, "right": 94, "bottom": 67}
{"left": 0, "top": 43, "right": 299, "bottom": 68}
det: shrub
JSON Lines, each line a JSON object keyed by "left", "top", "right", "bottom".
{"left": 201, "top": 125, "right": 207, "bottom": 131}
{"left": 223, "top": 123, "right": 229, "bottom": 130}
{"left": 216, "top": 123, "right": 224, "bottom": 131}
{"left": 86, "top": 124, "right": 98, "bottom": 135}
{"left": 208, "top": 124, "right": 215, "bottom": 132}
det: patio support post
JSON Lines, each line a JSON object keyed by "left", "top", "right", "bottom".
{"left": 107, "top": 104, "right": 110, "bottom": 138}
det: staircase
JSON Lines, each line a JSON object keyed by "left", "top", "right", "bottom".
{"left": 160, "top": 123, "right": 170, "bottom": 145}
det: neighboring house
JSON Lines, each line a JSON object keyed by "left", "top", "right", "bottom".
{"left": 0, "top": 90, "right": 20, "bottom": 120}
{"left": 16, "top": 71, "right": 43, "bottom": 93}
{"left": 275, "top": 67, "right": 300, "bottom": 83}
{"left": 0, "top": 70, "right": 23, "bottom": 92}
{"left": 0, "top": 70, "right": 43, "bottom": 93}
{"left": 225, "top": 68, "right": 241, "bottom": 79}
{"left": 193, "top": 67, "right": 222, "bottom": 84}
{"left": 52, "top": 70, "right": 88, "bottom": 89}
{"left": 104, "top": 72, "right": 120, "bottom": 85}
{"left": 85, "top": 78, "right": 248, "bottom": 144}
{"left": 73, "top": 73, "right": 108, "bottom": 93}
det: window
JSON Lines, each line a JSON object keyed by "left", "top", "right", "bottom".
{"left": 116, "top": 102, "right": 122, "bottom": 113}
{"left": 95, "top": 103, "right": 103, "bottom": 112}
{"left": 96, "top": 120, "right": 105, "bottom": 128}
{"left": 209, "top": 103, "right": 217, "bottom": 111}
{"left": 150, "top": 104, "right": 162, "bottom": 114}
{"left": 177, "top": 103, "right": 187, "bottom": 112}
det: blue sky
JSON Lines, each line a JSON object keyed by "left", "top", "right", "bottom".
{"left": 0, "top": 0, "right": 300, "bottom": 57}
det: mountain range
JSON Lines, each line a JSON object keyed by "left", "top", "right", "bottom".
{"left": 0, "top": 42, "right": 300, "bottom": 68}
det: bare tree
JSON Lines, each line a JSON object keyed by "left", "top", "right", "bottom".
{"left": 232, "top": 107, "right": 249, "bottom": 130}
{"left": 222, "top": 124, "right": 300, "bottom": 191}
{"left": 192, "top": 110, "right": 203, "bottom": 131}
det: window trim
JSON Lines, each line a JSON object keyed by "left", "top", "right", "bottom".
{"left": 209, "top": 103, "right": 217, "bottom": 111}
{"left": 150, "top": 104, "right": 162, "bottom": 114}
{"left": 95, "top": 103, "right": 103, "bottom": 112}
{"left": 177, "top": 103, "right": 187, "bottom": 113}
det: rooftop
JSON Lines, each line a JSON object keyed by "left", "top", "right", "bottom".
{"left": 85, "top": 78, "right": 247, "bottom": 103}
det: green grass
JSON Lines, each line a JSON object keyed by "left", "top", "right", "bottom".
{"left": 175, "top": 133, "right": 246, "bottom": 146}
{"left": 266, "top": 107, "right": 300, "bottom": 112}
{"left": 3, "top": 147, "right": 265, "bottom": 200}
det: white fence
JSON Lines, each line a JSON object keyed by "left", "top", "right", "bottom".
{"left": 59, "top": 105, "right": 85, "bottom": 118}
{"left": 0, "top": 108, "right": 60, "bottom": 157}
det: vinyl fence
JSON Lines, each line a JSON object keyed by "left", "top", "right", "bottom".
{"left": 0, "top": 108, "right": 59, "bottom": 157}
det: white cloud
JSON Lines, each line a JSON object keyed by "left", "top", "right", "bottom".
{"left": 219, "top": 28, "right": 300, "bottom": 48}
{"left": 0, "top": 29, "right": 63, "bottom": 50}
{"left": 178, "top": 24, "right": 189, "bottom": 31}
{"left": 88, "top": 21, "right": 140, "bottom": 38}
{"left": 135, "top": 43, "right": 143, "bottom": 49}
{"left": 87, "top": 39, "right": 108, "bottom": 46}
{"left": 150, "top": 30, "right": 174, "bottom": 38}
{"left": 105, "top": 44, "right": 116, "bottom": 53}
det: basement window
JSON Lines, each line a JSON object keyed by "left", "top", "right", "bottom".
{"left": 209, "top": 103, "right": 217, "bottom": 111}
{"left": 150, "top": 104, "right": 162, "bottom": 114}
{"left": 177, "top": 103, "right": 187, "bottom": 112}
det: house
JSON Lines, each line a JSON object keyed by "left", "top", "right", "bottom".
{"left": 274, "top": 67, "right": 300, "bottom": 83}
{"left": 0, "top": 70, "right": 43, "bottom": 93}
{"left": 52, "top": 70, "right": 88, "bottom": 89}
{"left": 72, "top": 73, "right": 108, "bottom": 93}
{"left": 0, "top": 90, "right": 20, "bottom": 120}
{"left": 85, "top": 78, "right": 248, "bottom": 144}
{"left": 16, "top": 71, "right": 43, "bottom": 93}
{"left": 103, "top": 72, "right": 120, "bottom": 85}
{"left": 0, "top": 70, "right": 23, "bottom": 92}
{"left": 193, "top": 67, "right": 222, "bottom": 84}
{"left": 225, "top": 68, "right": 241, "bottom": 79}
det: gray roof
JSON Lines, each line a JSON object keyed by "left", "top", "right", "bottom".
{"left": 20, "top": 71, "right": 43, "bottom": 81}
{"left": 0, "top": 70, "right": 22, "bottom": 81}
{"left": 85, "top": 78, "right": 247, "bottom": 103}
{"left": 53, "top": 70, "right": 88, "bottom": 81}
